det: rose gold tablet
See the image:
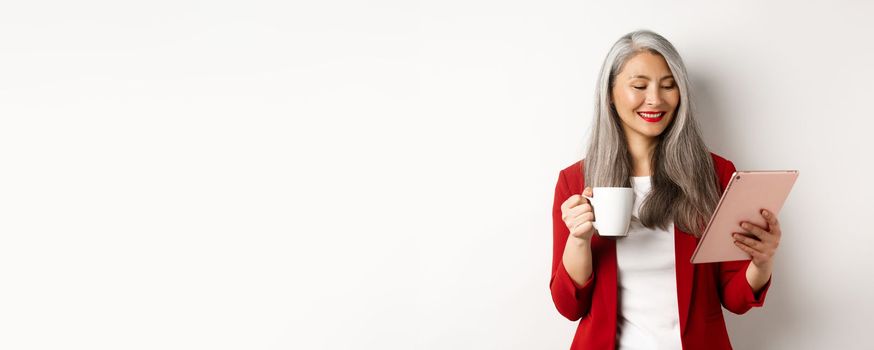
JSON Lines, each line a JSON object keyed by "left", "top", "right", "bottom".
{"left": 690, "top": 170, "right": 799, "bottom": 264}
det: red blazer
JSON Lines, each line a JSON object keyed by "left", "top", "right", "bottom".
{"left": 550, "top": 153, "right": 771, "bottom": 349}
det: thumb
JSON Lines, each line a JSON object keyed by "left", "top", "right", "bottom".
{"left": 583, "top": 187, "right": 593, "bottom": 200}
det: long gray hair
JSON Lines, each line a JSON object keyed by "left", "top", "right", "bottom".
{"left": 583, "top": 29, "right": 721, "bottom": 237}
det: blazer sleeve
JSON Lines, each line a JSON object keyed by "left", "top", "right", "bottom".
{"left": 550, "top": 169, "right": 595, "bottom": 321}
{"left": 716, "top": 159, "right": 773, "bottom": 314}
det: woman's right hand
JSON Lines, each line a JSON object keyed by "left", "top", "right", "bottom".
{"left": 561, "top": 187, "right": 596, "bottom": 242}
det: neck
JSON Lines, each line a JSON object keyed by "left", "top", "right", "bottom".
{"left": 626, "top": 133, "right": 658, "bottom": 177}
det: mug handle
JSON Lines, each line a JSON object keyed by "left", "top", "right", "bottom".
{"left": 580, "top": 193, "right": 599, "bottom": 231}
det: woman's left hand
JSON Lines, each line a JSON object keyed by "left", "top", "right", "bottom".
{"left": 733, "top": 209, "right": 781, "bottom": 268}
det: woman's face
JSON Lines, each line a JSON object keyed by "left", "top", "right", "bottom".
{"left": 611, "top": 51, "right": 680, "bottom": 140}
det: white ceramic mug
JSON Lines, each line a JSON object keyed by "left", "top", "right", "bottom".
{"left": 582, "top": 187, "right": 634, "bottom": 237}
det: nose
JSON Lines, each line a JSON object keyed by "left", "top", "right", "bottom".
{"left": 646, "top": 88, "right": 663, "bottom": 106}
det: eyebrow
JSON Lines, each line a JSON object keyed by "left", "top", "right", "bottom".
{"left": 629, "top": 74, "right": 675, "bottom": 81}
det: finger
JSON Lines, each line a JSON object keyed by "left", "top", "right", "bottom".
{"left": 740, "top": 221, "right": 772, "bottom": 241}
{"left": 761, "top": 209, "right": 781, "bottom": 237}
{"left": 738, "top": 238, "right": 775, "bottom": 265}
{"left": 735, "top": 233, "right": 777, "bottom": 260}
{"left": 562, "top": 194, "right": 583, "bottom": 211}
{"left": 582, "top": 187, "right": 593, "bottom": 203}
{"left": 568, "top": 213, "right": 594, "bottom": 230}
{"left": 577, "top": 212, "right": 595, "bottom": 225}
{"left": 733, "top": 233, "right": 763, "bottom": 250}
{"left": 734, "top": 239, "right": 767, "bottom": 260}
{"left": 562, "top": 203, "right": 589, "bottom": 222}
{"left": 567, "top": 203, "right": 593, "bottom": 217}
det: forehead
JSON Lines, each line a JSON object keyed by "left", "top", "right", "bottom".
{"left": 619, "top": 52, "right": 674, "bottom": 80}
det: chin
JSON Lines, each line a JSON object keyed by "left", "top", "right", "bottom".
{"left": 638, "top": 126, "right": 668, "bottom": 138}
{"left": 643, "top": 121, "right": 671, "bottom": 135}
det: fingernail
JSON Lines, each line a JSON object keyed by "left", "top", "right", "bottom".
{"left": 762, "top": 210, "right": 769, "bottom": 217}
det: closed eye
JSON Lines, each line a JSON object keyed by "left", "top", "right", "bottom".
{"left": 634, "top": 85, "right": 676, "bottom": 90}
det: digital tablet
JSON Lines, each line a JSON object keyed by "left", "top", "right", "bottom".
{"left": 690, "top": 170, "right": 799, "bottom": 264}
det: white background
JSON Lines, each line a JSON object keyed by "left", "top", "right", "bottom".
{"left": 1, "top": 0, "right": 872, "bottom": 349}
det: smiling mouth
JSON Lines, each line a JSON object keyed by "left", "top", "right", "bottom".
{"left": 637, "top": 111, "right": 665, "bottom": 122}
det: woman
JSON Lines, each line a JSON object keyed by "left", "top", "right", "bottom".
{"left": 550, "top": 30, "right": 781, "bottom": 349}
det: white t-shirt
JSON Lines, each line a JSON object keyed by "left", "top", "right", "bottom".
{"left": 616, "top": 176, "right": 683, "bottom": 350}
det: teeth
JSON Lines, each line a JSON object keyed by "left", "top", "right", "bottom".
{"left": 638, "top": 112, "right": 664, "bottom": 118}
